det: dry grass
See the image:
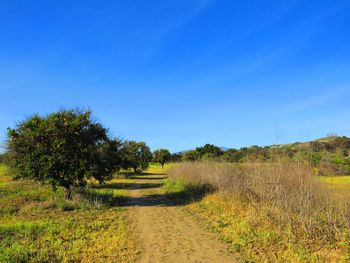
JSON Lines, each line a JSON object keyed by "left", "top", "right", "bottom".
{"left": 167, "top": 161, "right": 350, "bottom": 261}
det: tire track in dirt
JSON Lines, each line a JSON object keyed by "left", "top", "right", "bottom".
{"left": 126, "top": 174, "right": 237, "bottom": 263}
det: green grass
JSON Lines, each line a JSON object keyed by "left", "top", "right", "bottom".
{"left": 0, "top": 165, "right": 7, "bottom": 173}
{"left": 163, "top": 179, "right": 187, "bottom": 193}
{"left": 320, "top": 175, "right": 350, "bottom": 202}
{"left": 320, "top": 175, "right": 350, "bottom": 184}
{"left": 147, "top": 162, "right": 172, "bottom": 174}
{"left": 0, "top": 165, "right": 138, "bottom": 262}
{"left": 162, "top": 179, "right": 211, "bottom": 205}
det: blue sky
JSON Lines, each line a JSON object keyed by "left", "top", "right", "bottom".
{"left": 1, "top": 0, "right": 350, "bottom": 152}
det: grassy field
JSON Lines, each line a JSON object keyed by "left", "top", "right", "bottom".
{"left": 3, "top": 161, "right": 349, "bottom": 262}
{"left": 143, "top": 162, "right": 171, "bottom": 174}
{"left": 320, "top": 175, "right": 350, "bottom": 202}
{"left": 0, "top": 165, "right": 139, "bottom": 262}
{"left": 165, "top": 162, "right": 350, "bottom": 262}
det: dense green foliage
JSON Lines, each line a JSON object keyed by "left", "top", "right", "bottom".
{"left": 182, "top": 150, "right": 201, "bottom": 161}
{"left": 121, "top": 141, "right": 152, "bottom": 172}
{"left": 170, "top": 153, "right": 182, "bottom": 162}
{"left": 153, "top": 149, "right": 171, "bottom": 168}
{"left": 221, "top": 149, "right": 243, "bottom": 162}
{"left": 7, "top": 110, "right": 122, "bottom": 199}
{"left": 0, "top": 153, "right": 6, "bottom": 164}
{"left": 177, "top": 137, "right": 350, "bottom": 175}
{"left": 196, "top": 144, "right": 223, "bottom": 159}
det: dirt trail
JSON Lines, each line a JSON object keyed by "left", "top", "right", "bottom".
{"left": 126, "top": 174, "right": 236, "bottom": 263}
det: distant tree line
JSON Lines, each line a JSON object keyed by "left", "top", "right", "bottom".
{"left": 4, "top": 109, "right": 173, "bottom": 199}
{"left": 179, "top": 139, "right": 350, "bottom": 175}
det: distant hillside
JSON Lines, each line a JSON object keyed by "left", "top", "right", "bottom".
{"left": 313, "top": 136, "right": 343, "bottom": 143}
{"left": 178, "top": 136, "right": 350, "bottom": 154}
{"left": 271, "top": 136, "right": 350, "bottom": 151}
{"left": 293, "top": 135, "right": 350, "bottom": 150}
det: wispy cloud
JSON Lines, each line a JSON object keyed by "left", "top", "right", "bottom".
{"left": 148, "top": 1, "right": 345, "bottom": 89}
{"left": 162, "top": 0, "right": 213, "bottom": 32}
{"left": 266, "top": 85, "right": 350, "bottom": 117}
{"left": 144, "top": 0, "right": 213, "bottom": 57}
{"left": 297, "top": 1, "right": 350, "bottom": 28}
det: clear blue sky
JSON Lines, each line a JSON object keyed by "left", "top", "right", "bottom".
{"left": 1, "top": 0, "right": 350, "bottom": 152}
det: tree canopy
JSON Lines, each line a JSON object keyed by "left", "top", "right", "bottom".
{"left": 196, "top": 144, "right": 223, "bottom": 159}
{"left": 182, "top": 150, "right": 200, "bottom": 161}
{"left": 7, "top": 110, "right": 121, "bottom": 199}
{"left": 121, "top": 141, "right": 152, "bottom": 172}
{"left": 153, "top": 149, "right": 171, "bottom": 168}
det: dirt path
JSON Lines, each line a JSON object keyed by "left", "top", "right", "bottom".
{"left": 126, "top": 174, "right": 236, "bottom": 263}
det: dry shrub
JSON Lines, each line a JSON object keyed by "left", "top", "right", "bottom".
{"left": 168, "top": 161, "right": 349, "bottom": 244}
{"left": 318, "top": 161, "right": 342, "bottom": 176}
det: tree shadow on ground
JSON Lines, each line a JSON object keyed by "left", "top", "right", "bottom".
{"left": 116, "top": 172, "right": 166, "bottom": 178}
{"left": 131, "top": 176, "right": 166, "bottom": 180}
{"left": 92, "top": 182, "right": 162, "bottom": 190}
{"left": 87, "top": 176, "right": 210, "bottom": 208}
{"left": 123, "top": 186, "right": 211, "bottom": 207}
{"left": 76, "top": 188, "right": 126, "bottom": 207}
{"left": 140, "top": 172, "right": 166, "bottom": 176}
{"left": 91, "top": 182, "right": 132, "bottom": 190}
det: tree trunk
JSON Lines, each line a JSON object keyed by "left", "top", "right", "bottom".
{"left": 161, "top": 162, "right": 164, "bottom": 169}
{"left": 133, "top": 167, "right": 137, "bottom": 173}
{"left": 64, "top": 185, "right": 73, "bottom": 200}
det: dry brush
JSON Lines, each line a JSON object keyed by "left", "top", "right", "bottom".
{"left": 167, "top": 161, "right": 350, "bottom": 249}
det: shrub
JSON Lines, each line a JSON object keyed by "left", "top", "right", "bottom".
{"left": 182, "top": 150, "right": 200, "bottom": 161}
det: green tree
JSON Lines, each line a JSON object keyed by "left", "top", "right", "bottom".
{"left": 196, "top": 144, "right": 223, "bottom": 159}
{"left": 121, "top": 141, "right": 152, "bottom": 173}
{"left": 7, "top": 110, "right": 121, "bottom": 199}
{"left": 170, "top": 153, "right": 182, "bottom": 162}
{"left": 153, "top": 149, "right": 171, "bottom": 168}
{"left": 221, "top": 149, "right": 243, "bottom": 163}
{"left": 182, "top": 150, "right": 200, "bottom": 161}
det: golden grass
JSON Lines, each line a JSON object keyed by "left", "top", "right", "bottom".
{"left": 320, "top": 175, "right": 350, "bottom": 202}
{"left": 167, "top": 161, "right": 350, "bottom": 262}
{"left": 187, "top": 192, "right": 350, "bottom": 262}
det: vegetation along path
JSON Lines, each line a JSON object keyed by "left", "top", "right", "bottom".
{"left": 124, "top": 168, "right": 236, "bottom": 263}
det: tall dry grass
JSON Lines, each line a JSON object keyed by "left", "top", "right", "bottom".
{"left": 167, "top": 161, "right": 349, "bottom": 244}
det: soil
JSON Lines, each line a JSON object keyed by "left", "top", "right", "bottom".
{"left": 125, "top": 174, "right": 236, "bottom": 263}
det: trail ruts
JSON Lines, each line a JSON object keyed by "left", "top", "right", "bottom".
{"left": 125, "top": 174, "right": 237, "bottom": 263}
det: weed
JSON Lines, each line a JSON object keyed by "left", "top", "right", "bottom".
{"left": 167, "top": 161, "right": 350, "bottom": 261}
{"left": 0, "top": 165, "right": 137, "bottom": 262}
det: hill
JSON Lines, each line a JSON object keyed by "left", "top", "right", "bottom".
{"left": 290, "top": 135, "right": 350, "bottom": 151}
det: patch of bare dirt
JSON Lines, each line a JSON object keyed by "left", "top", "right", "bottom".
{"left": 126, "top": 174, "right": 236, "bottom": 263}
